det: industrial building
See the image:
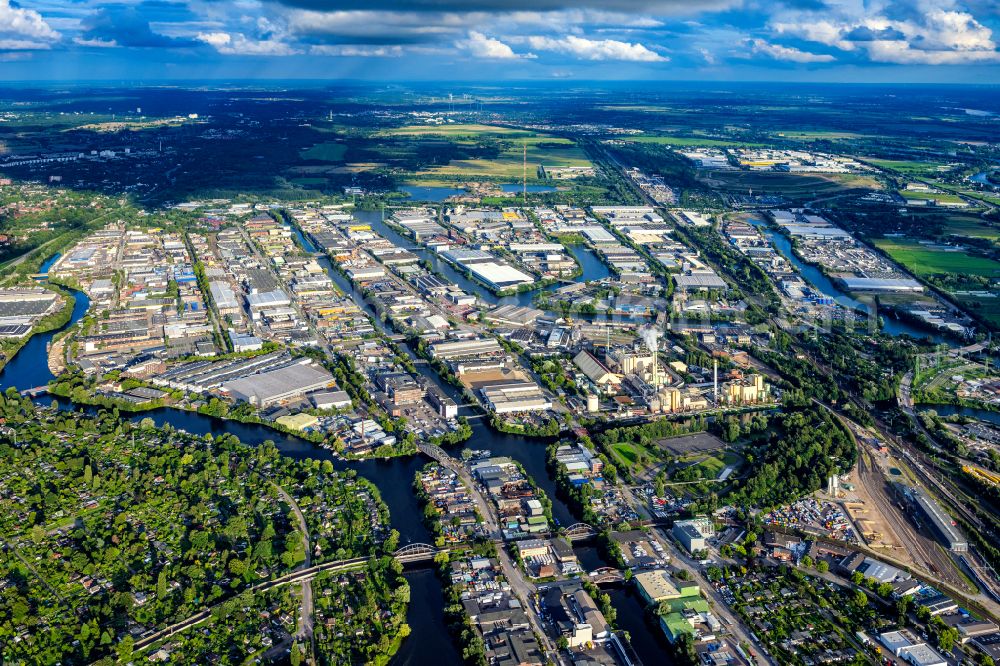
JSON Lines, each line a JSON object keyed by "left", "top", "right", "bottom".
{"left": 482, "top": 304, "right": 544, "bottom": 327}
{"left": 672, "top": 517, "right": 715, "bottom": 554}
{"left": 209, "top": 281, "right": 241, "bottom": 316}
{"left": 673, "top": 273, "right": 728, "bottom": 291}
{"left": 912, "top": 488, "right": 968, "bottom": 552}
{"left": 480, "top": 381, "right": 552, "bottom": 414}
{"left": 428, "top": 387, "right": 459, "bottom": 419}
{"left": 375, "top": 372, "right": 425, "bottom": 405}
{"left": 573, "top": 350, "right": 621, "bottom": 389}
{"left": 221, "top": 359, "right": 335, "bottom": 407}
{"left": 429, "top": 338, "right": 504, "bottom": 361}
{"left": 838, "top": 277, "right": 924, "bottom": 293}
{"left": 634, "top": 570, "right": 681, "bottom": 604}
{"left": 879, "top": 630, "right": 948, "bottom": 666}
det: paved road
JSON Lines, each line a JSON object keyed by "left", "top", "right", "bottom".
{"left": 273, "top": 483, "right": 314, "bottom": 655}
{"left": 417, "top": 442, "right": 560, "bottom": 662}
{"left": 643, "top": 527, "right": 775, "bottom": 666}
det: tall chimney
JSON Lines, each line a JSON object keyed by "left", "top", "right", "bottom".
{"left": 713, "top": 359, "right": 718, "bottom": 404}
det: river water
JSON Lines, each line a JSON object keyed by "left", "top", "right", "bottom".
{"left": 971, "top": 171, "right": 998, "bottom": 189}
{"left": 751, "top": 219, "right": 951, "bottom": 343}
{"left": 920, "top": 403, "right": 1000, "bottom": 425}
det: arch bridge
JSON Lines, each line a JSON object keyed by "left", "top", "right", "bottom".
{"left": 589, "top": 567, "right": 625, "bottom": 584}
{"left": 394, "top": 543, "right": 446, "bottom": 563}
{"left": 564, "top": 523, "right": 599, "bottom": 541}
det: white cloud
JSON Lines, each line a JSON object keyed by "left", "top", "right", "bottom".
{"left": 309, "top": 44, "right": 403, "bottom": 57}
{"left": 0, "top": 37, "right": 52, "bottom": 50}
{"left": 73, "top": 37, "right": 118, "bottom": 48}
{"left": 196, "top": 31, "right": 300, "bottom": 56}
{"left": 456, "top": 31, "right": 529, "bottom": 59}
{"left": 0, "top": 0, "right": 58, "bottom": 49}
{"left": 772, "top": 3, "right": 1000, "bottom": 65}
{"left": 748, "top": 38, "right": 834, "bottom": 63}
{"left": 773, "top": 19, "right": 853, "bottom": 50}
{"left": 0, "top": 0, "right": 57, "bottom": 40}
{"left": 524, "top": 34, "right": 667, "bottom": 61}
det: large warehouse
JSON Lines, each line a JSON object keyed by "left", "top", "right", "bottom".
{"left": 222, "top": 360, "right": 335, "bottom": 407}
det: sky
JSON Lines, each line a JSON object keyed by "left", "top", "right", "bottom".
{"left": 0, "top": 0, "right": 999, "bottom": 82}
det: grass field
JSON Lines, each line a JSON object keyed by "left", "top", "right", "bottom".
{"left": 701, "top": 170, "right": 874, "bottom": 197}
{"left": 899, "top": 189, "right": 967, "bottom": 205}
{"left": 676, "top": 451, "right": 742, "bottom": 478}
{"left": 300, "top": 142, "right": 348, "bottom": 162}
{"left": 875, "top": 238, "right": 1000, "bottom": 277}
{"left": 867, "top": 159, "right": 954, "bottom": 176}
{"left": 613, "top": 443, "right": 640, "bottom": 467}
{"left": 955, "top": 293, "right": 1000, "bottom": 327}
{"left": 627, "top": 135, "right": 760, "bottom": 148}
{"left": 420, "top": 134, "right": 591, "bottom": 179}
{"left": 384, "top": 123, "right": 529, "bottom": 137}
{"left": 774, "top": 130, "right": 868, "bottom": 140}
{"left": 943, "top": 217, "right": 1000, "bottom": 240}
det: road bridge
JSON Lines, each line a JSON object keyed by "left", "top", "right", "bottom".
{"left": 564, "top": 522, "right": 599, "bottom": 542}
{"left": 589, "top": 567, "right": 625, "bottom": 584}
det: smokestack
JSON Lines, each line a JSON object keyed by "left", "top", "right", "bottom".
{"left": 640, "top": 325, "right": 660, "bottom": 386}
{"left": 713, "top": 359, "right": 718, "bottom": 404}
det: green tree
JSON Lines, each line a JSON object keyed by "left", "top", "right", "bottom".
{"left": 116, "top": 635, "right": 134, "bottom": 663}
{"left": 157, "top": 570, "right": 168, "bottom": 598}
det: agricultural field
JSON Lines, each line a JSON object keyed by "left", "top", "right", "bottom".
{"left": 938, "top": 213, "right": 1000, "bottom": 240}
{"left": 700, "top": 170, "right": 876, "bottom": 199}
{"left": 899, "top": 189, "right": 968, "bottom": 205}
{"left": 382, "top": 123, "right": 527, "bottom": 137}
{"left": 954, "top": 293, "right": 1000, "bottom": 328}
{"left": 867, "top": 158, "right": 956, "bottom": 175}
{"left": 420, "top": 135, "right": 590, "bottom": 179}
{"left": 623, "top": 134, "right": 760, "bottom": 148}
{"left": 773, "top": 130, "right": 869, "bottom": 140}
{"left": 300, "top": 142, "right": 348, "bottom": 162}
{"left": 874, "top": 237, "right": 1000, "bottom": 277}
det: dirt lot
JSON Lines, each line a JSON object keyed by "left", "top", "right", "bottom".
{"left": 458, "top": 367, "right": 531, "bottom": 391}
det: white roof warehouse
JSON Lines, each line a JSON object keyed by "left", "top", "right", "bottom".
{"left": 221, "top": 359, "right": 335, "bottom": 407}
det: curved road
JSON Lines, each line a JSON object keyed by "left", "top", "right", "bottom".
{"left": 273, "top": 483, "right": 314, "bottom": 654}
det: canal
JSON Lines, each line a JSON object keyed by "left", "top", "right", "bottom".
{"left": 0, "top": 213, "right": 667, "bottom": 666}
{"left": 919, "top": 403, "right": 1000, "bottom": 425}
{"left": 750, "top": 218, "right": 951, "bottom": 343}
{"left": 0, "top": 262, "right": 472, "bottom": 665}
{"left": 4, "top": 248, "right": 666, "bottom": 664}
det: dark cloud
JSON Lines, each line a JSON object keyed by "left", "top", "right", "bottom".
{"left": 80, "top": 5, "right": 199, "bottom": 48}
